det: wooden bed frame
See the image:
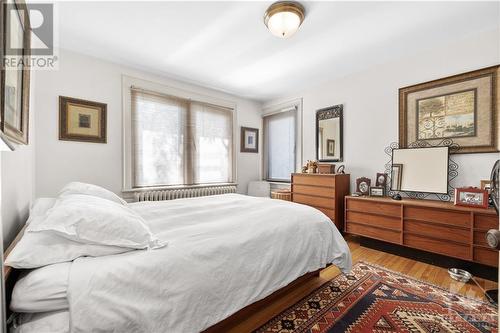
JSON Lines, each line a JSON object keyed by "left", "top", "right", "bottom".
{"left": 3, "top": 225, "right": 327, "bottom": 331}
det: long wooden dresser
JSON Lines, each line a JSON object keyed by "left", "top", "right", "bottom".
{"left": 345, "top": 195, "right": 499, "bottom": 267}
{"left": 291, "top": 173, "right": 350, "bottom": 230}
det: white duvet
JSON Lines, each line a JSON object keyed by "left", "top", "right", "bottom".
{"left": 67, "top": 194, "right": 351, "bottom": 333}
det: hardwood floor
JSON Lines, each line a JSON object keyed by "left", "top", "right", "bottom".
{"left": 222, "top": 235, "right": 498, "bottom": 333}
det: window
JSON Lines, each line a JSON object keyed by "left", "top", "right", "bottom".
{"left": 263, "top": 107, "right": 297, "bottom": 182}
{"left": 131, "top": 88, "right": 233, "bottom": 188}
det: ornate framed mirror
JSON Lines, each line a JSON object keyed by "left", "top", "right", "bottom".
{"left": 316, "top": 104, "right": 343, "bottom": 162}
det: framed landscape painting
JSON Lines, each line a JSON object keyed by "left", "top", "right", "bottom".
{"left": 399, "top": 66, "right": 499, "bottom": 154}
{"left": 0, "top": 0, "right": 31, "bottom": 144}
{"left": 59, "top": 96, "right": 107, "bottom": 143}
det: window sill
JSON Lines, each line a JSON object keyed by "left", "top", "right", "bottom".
{"left": 122, "top": 182, "right": 238, "bottom": 193}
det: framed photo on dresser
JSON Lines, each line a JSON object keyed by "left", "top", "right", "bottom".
{"left": 454, "top": 187, "right": 488, "bottom": 209}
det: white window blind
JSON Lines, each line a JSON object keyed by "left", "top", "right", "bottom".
{"left": 264, "top": 108, "right": 296, "bottom": 182}
{"left": 131, "top": 88, "right": 233, "bottom": 187}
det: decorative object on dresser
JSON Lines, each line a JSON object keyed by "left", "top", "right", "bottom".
{"left": 336, "top": 165, "right": 345, "bottom": 174}
{"left": 270, "top": 189, "right": 291, "bottom": 201}
{"left": 317, "top": 163, "right": 335, "bottom": 174}
{"left": 384, "top": 140, "right": 459, "bottom": 202}
{"left": 375, "top": 173, "right": 387, "bottom": 187}
{"left": 316, "top": 104, "right": 343, "bottom": 162}
{"left": 291, "top": 173, "right": 350, "bottom": 230}
{"left": 304, "top": 160, "right": 318, "bottom": 174}
{"left": 59, "top": 96, "right": 107, "bottom": 143}
{"left": 344, "top": 195, "right": 499, "bottom": 267}
{"left": 399, "top": 65, "right": 499, "bottom": 154}
{"left": 240, "top": 126, "right": 259, "bottom": 153}
{"left": 454, "top": 187, "right": 489, "bottom": 209}
{"left": 355, "top": 177, "right": 370, "bottom": 196}
{"left": 1, "top": 0, "right": 31, "bottom": 145}
{"left": 369, "top": 186, "right": 385, "bottom": 197}
{"left": 481, "top": 179, "right": 492, "bottom": 192}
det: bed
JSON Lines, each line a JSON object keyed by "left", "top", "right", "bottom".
{"left": 4, "top": 186, "right": 351, "bottom": 333}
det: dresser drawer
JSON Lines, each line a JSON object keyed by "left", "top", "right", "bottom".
{"left": 404, "top": 207, "right": 470, "bottom": 228}
{"left": 315, "top": 206, "right": 335, "bottom": 220}
{"left": 346, "top": 211, "right": 400, "bottom": 230}
{"left": 473, "top": 230, "right": 488, "bottom": 247}
{"left": 475, "top": 214, "right": 498, "bottom": 231}
{"left": 293, "top": 194, "right": 334, "bottom": 209}
{"left": 292, "top": 174, "right": 335, "bottom": 187}
{"left": 346, "top": 223, "right": 400, "bottom": 244}
{"left": 346, "top": 199, "right": 400, "bottom": 217}
{"left": 474, "top": 247, "right": 498, "bottom": 267}
{"left": 292, "top": 184, "right": 335, "bottom": 198}
{"left": 404, "top": 234, "right": 471, "bottom": 260}
{"left": 404, "top": 220, "right": 469, "bottom": 244}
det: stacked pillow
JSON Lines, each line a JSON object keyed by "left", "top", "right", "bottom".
{"left": 5, "top": 182, "right": 165, "bottom": 269}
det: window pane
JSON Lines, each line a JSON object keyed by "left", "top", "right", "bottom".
{"left": 191, "top": 102, "right": 233, "bottom": 184}
{"left": 132, "top": 91, "right": 187, "bottom": 187}
{"left": 265, "top": 111, "right": 295, "bottom": 181}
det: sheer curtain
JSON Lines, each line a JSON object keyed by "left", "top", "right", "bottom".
{"left": 131, "top": 88, "right": 233, "bottom": 188}
{"left": 190, "top": 102, "right": 233, "bottom": 184}
{"left": 264, "top": 109, "right": 296, "bottom": 182}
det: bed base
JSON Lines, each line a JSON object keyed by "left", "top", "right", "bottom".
{"left": 203, "top": 267, "right": 325, "bottom": 333}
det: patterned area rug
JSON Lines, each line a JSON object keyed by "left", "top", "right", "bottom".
{"left": 255, "top": 262, "right": 497, "bottom": 333}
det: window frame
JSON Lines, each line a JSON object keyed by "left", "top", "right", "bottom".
{"left": 122, "top": 75, "right": 237, "bottom": 192}
{"left": 262, "top": 99, "right": 303, "bottom": 183}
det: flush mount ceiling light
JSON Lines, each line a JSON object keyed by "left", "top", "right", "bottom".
{"left": 264, "top": 1, "right": 305, "bottom": 38}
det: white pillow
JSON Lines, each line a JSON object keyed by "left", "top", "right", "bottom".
{"left": 58, "top": 182, "right": 127, "bottom": 205}
{"left": 27, "top": 198, "right": 56, "bottom": 225}
{"left": 5, "top": 227, "right": 131, "bottom": 269}
{"left": 11, "top": 262, "right": 70, "bottom": 313}
{"left": 28, "top": 194, "right": 165, "bottom": 250}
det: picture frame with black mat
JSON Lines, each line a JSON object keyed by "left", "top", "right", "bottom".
{"left": 240, "top": 126, "right": 258, "bottom": 153}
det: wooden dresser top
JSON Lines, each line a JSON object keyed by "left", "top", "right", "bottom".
{"left": 346, "top": 195, "right": 498, "bottom": 215}
{"left": 292, "top": 173, "right": 350, "bottom": 177}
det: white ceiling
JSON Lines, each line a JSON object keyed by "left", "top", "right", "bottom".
{"left": 58, "top": 1, "right": 499, "bottom": 102}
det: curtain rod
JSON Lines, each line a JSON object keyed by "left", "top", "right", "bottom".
{"left": 130, "top": 86, "right": 234, "bottom": 111}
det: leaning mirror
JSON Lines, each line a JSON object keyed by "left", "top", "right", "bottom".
{"left": 391, "top": 146, "right": 449, "bottom": 194}
{"left": 316, "top": 104, "right": 343, "bottom": 162}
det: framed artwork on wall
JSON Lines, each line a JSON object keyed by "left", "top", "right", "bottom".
{"left": 399, "top": 65, "right": 499, "bottom": 154}
{"left": 0, "top": 0, "right": 31, "bottom": 144}
{"left": 59, "top": 96, "right": 107, "bottom": 143}
{"left": 240, "top": 126, "right": 258, "bottom": 153}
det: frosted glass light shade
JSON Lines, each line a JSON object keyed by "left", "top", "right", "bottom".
{"left": 264, "top": 2, "right": 305, "bottom": 39}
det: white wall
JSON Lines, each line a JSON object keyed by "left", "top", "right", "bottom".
{"left": 264, "top": 29, "right": 500, "bottom": 192}
{"left": 34, "top": 50, "right": 262, "bottom": 197}
{"left": 1, "top": 78, "right": 36, "bottom": 249}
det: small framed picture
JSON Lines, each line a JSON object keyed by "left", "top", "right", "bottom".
{"left": 480, "top": 180, "right": 492, "bottom": 192}
{"left": 240, "top": 127, "right": 259, "bottom": 153}
{"left": 356, "top": 177, "right": 371, "bottom": 195}
{"left": 376, "top": 173, "right": 387, "bottom": 187}
{"left": 59, "top": 96, "right": 107, "bottom": 143}
{"left": 454, "top": 187, "right": 488, "bottom": 209}
{"left": 369, "top": 186, "right": 385, "bottom": 197}
{"left": 391, "top": 164, "right": 403, "bottom": 190}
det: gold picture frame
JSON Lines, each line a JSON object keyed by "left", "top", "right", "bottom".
{"left": 0, "top": 0, "right": 31, "bottom": 145}
{"left": 399, "top": 65, "right": 499, "bottom": 154}
{"left": 59, "top": 96, "right": 107, "bottom": 143}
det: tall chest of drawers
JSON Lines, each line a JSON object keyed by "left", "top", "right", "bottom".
{"left": 291, "top": 173, "right": 350, "bottom": 231}
{"left": 345, "top": 196, "right": 499, "bottom": 267}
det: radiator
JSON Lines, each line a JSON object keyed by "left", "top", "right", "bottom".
{"left": 134, "top": 185, "right": 237, "bottom": 202}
